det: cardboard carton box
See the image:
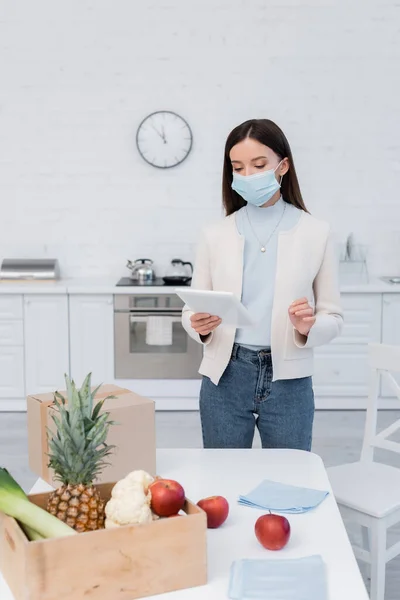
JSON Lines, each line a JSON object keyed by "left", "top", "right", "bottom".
{"left": 27, "top": 384, "right": 156, "bottom": 486}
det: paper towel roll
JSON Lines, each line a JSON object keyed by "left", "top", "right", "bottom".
{"left": 145, "top": 316, "right": 173, "bottom": 346}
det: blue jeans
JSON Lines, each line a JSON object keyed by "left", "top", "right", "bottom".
{"left": 199, "top": 344, "right": 314, "bottom": 450}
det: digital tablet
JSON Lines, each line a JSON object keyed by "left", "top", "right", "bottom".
{"left": 175, "top": 288, "right": 255, "bottom": 328}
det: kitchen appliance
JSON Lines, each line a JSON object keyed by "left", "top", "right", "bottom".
{"left": 0, "top": 258, "right": 60, "bottom": 280}
{"left": 114, "top": 293, "right": 202, "bottom": 379}
{"left": 338, "top": 235, "right": 369, "bottom": 284}
{"left": 162, "top": 258, "right": 193, "bottom": 285}
{"left": 126, "top": 259, "right": 156, "bottom": 283}
{"left": 381, "top": 276, "right": 400, "bottom": 284}
{"left": 116, "top": 277, "right": 191, "bottom": 287}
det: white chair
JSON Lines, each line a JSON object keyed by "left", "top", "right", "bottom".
{"left": 327, "top": 343, "right": 400, "bottom": 600}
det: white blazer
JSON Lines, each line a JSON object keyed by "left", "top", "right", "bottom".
{"left": 182, "top": 209, "right": 343, "bottom": 385}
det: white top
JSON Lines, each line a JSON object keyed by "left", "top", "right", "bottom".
{"left": 0, "top": 449, "right": 368, "bottom": 600}
{"left": 235, "top": 198, "right": 301, "bottom": 348}
{"left": 182, "top": 211, "right": 343, "bottom": 385}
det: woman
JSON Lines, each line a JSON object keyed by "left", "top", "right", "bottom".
{"left": 182, "top": 119, "right": 343, "bottom": 451}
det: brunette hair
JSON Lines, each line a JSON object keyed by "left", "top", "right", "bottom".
{"left": 222, "top": 119, "right": 308, "bottom": 216}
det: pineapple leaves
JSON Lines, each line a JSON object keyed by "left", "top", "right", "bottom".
{"left": 90, "top": 384, "right": 102, "bottom": 409}
{"left": 54, "top": 391, "right": 66, "bottom": 405}
{"left": 90, "top": 394, "right": 115, "bottom": 421}
{"left": 80, "top": 447, "right": 115, "bottom": 482}
{"left": 46, "top": 373, "right": 116, "bottom": 486}
{"left": 91, "top": 398, "right": 107, "bottom": 422}
{"left": 65, "top": 375, "right": 86, "bottom": 451}
{"left": 91, "top": 394, "right": 116, "bottom": 421}
{"left": 78, "top": 372, "right": 93, "bottom": 419}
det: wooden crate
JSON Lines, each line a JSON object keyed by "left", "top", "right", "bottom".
{"left": 0, "top": 482, "right": 208, "bottom": 600}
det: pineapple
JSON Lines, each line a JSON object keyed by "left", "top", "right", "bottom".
{"left": 46, "top": 373, "right": 115, "bottom": 533}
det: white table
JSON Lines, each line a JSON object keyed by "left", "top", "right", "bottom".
{"left": 1, "top": 449, "right": 368, "bottom": 600}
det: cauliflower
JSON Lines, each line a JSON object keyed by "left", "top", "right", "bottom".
{"left": 104, "top": 470, "right": 155, "bottom": 529}
{"left": 110, "top": 470, "right": 154, "bottom": 499}
{"left": 121, "top": 469, "right": 154, "bottom": 492}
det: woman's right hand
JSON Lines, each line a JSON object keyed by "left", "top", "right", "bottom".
{"left": 190, "top": 313, "right": 222, "bottom": 336}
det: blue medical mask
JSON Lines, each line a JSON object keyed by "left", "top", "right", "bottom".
{"left": 228, "top": 556, "right": 326, "bottom": 600}
{"left": 231, "top": 161, "right": 283, "bottom": 207}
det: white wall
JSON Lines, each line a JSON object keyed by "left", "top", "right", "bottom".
{"left": 0, "top": 0, "right": 399, "bottom": 279}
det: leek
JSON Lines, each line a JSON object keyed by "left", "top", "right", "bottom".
{"left": 0, "top": 469, "right": 44, "bottom": 541}
{"left": 20, "top": 523, "right": 45, "bottom": 541}
{"left": 0, "top": 468, "right": 76, "bottom": 539}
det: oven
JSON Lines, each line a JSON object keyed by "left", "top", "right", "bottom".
{"left": 114, "top": 293, "right": 203, "bottom": 379}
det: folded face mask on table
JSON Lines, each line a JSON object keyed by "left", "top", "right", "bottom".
{"left": 238, "top": 478, "right": 329, "bottom": 514}
{"left": 228, "top": 555, "right": 327, "bottom": 600}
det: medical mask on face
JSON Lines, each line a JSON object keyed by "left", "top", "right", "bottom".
{"left": 231, "top": 161, "right": 283, "bottom": 207}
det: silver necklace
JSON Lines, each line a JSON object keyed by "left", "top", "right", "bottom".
{"left": 245, "top": 201, "right": 286, "bottom": 253}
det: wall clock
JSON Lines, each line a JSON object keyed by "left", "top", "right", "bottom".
{"left": 136, "top": 111, "right": 193, "bottom": 169}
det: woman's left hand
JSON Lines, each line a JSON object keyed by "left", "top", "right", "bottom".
{"left": 288, "top": 298, "right": 316, "bottom": 336}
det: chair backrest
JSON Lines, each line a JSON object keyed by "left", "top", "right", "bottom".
{"left": 361, "top": 343, "right": 400, "bottom": 461}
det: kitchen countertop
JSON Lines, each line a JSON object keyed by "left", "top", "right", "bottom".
{"left": 0, "top": 277, "right": 399, "bottom": 294}
{"left": 0, "top": 278, "right": 174, "bottom": 294}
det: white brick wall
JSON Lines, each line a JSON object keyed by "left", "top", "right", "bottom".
{"left": 0, "top": 0, "right": 399, "bottom": 278}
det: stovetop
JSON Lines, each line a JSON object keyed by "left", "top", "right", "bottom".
{"left": 116, "top": 277, "right": 190, "bottom": 287}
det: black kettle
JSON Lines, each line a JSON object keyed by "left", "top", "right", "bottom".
{"left": 162, "top": 259, "right": 193, "bottom": 285}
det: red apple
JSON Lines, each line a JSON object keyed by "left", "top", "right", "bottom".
{"left": 197, "top": 496, "right": 229, "bottom": 529}
{"left": 254, "top": 513, "right": 291, "bottom": 550}
{"left": 149, "top": 479, "right": 185, "bottom": 517}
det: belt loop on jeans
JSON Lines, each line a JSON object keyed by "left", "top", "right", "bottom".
{"left": 231, "top": 343, "right": 239, "bottom": 359}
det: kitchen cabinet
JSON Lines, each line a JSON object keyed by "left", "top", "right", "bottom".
{"left": 0, "top": 295, "right": 23, "bottom": 320}
{"left": 69, "top": 295, "right": 114, "bottom": 385}
{"left": 0, "top": 320, "right": 24, "bottom": 346}
{"left": 313, "top": 294, "right": 381, "bottom": 403}
{"left": 24, "top": 295, "right": 69, "bottom": 395}
{"left": 0, "top": 295, "right": 25, "bottom": 405}
{"left": 382, "top": 294, "right": 400, "bottom": 346}
{"left": 1, "top": 282, "right": 400, "bottom": 412}
{"left": 381, "top": 294, "right": 400, "bottom": 397}
{"left": 0, "top": 347, "right": 25, "bottom": 398}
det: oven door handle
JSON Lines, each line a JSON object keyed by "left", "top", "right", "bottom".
{"left": 115, "top": 309, "right": 181, "bottom": 315}
{"left": 129, "top": 314, "right": 182, "bottom": 322}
